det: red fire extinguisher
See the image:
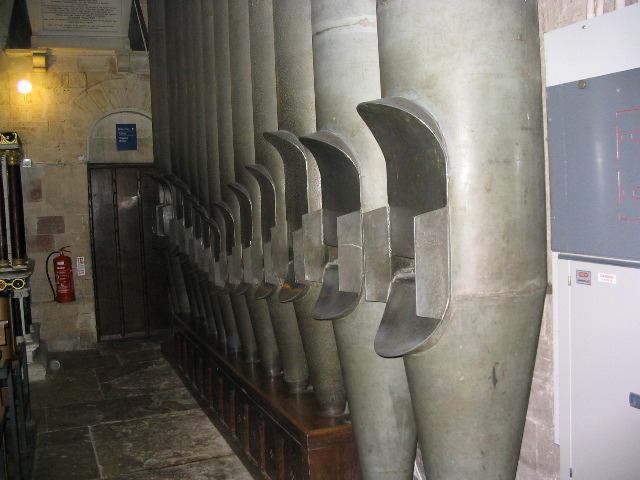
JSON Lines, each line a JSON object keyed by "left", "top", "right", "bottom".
{"left": 46, "top": 246, "right": 76, "bottom": 303}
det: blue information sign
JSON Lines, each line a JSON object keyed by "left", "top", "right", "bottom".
{"left": 116, "top": 124, "right": 137, "bottom": 151}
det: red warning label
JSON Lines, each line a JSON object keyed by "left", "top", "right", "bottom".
{"left": 576, "top": 270, "right": 591, "bottom": 285}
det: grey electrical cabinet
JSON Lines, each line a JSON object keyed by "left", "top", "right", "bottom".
{"left": 554, "top": 257, "right": 640, "bottom": 479}
{"left": 546, "top": 4, "right": 640, "bottom": 479}
{"left": 548, "top": 67, "right": 640, "bottom": 262}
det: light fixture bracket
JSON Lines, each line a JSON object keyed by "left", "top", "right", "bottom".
{"left": 32, "top": 49, "right": 48, "bottom": 72}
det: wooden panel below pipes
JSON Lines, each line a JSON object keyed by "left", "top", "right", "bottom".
{"left": 169, "top": 316, "right": 362, "bottom": 480}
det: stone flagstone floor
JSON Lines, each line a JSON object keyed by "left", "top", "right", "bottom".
{"left": 29, "top": 336, "right": 253, "bottom": 480}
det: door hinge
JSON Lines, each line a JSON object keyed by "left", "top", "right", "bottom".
{"left": 568, "top": 275, "right": 572, "bottom": 286}
{"left": 570, "top": 467, "right": 573, "bottom": 477}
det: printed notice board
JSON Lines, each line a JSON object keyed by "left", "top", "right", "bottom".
{"left": 116, "top": 124, "right": 137, "bottom": 151}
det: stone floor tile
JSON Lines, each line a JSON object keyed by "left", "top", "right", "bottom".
{"left": 31, "top": 369, "right": 104, "bottom": 408}
{"left": 32, "top": 427, "right": 100, "bottom": 480}
{"left": 95, "top": 358, "right": 185, "bottom": 399}
{"left": 91, "top": 409, "right": 233, "bottom": 477}
{"left": 98, "top": 338, "right": 164, "bottom": 355}
{"left": 29, "top": 336, "right": 242, "bottom": 480}
{"left": 147, "top": 387, "right": 201, "bottom": 412}
{"left": 98, "top": 388, "right": 199, "bottom": 422}
{"left": 31, "top": 407, "right": 48, "bottom": 432}
{"left": 115, "top": 347, "right": 164, "bottom": 366}
{"left": 45, "top": 401, "right": 102, "bottom": 432}
{"left": 48, "top": 349, "right": 120, "bottom": 371}
{"left": 48, "top": 348, "right": 101, "bottom": 359}
{"left": 105, "top": 456, "right": 254, "bottom": 480}
{"left": 44, "top": 387, "right": 199, "bottom": 431}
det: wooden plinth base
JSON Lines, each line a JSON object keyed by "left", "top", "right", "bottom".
{"left": 170, "top": 317, "right": 362, "bottom": 480}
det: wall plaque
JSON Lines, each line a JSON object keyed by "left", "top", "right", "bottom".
{"left": 26, "top": 0, "right": 132, "bottom": 49}
{"left": 42, "top": 0, "right": 119, "bottom": 33}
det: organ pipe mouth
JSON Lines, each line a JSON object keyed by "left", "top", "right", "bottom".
{"left": 213, "top": 201, "right": 235, "bottom": 256}
{"left": 357, "top": 97, "right": 447, "bottom": 257}
{"left": 358, "top": 97, "right": 451, "bottom": 357}
{"left": 203, "top": 217, "right": 222, "bottom": 262}
{"left": 246, "top": 165, "right": 277, "bottom": 243}
{"left": 263, "top": 131, "right": 313, "bottom": 232}
{"left": 297, "top": 131, "right": 363, "bottom": 319}
{"left": 311, "top": 263, "right": 360, "bottom": 321}
{"left": 230, "top": 283, "right": 251, "bottom": 296}
{"left": 278, "top": 260, "right": 310, "bottom": 303}
{"left": 227, "top": 183, "right": 253, "bottom": 250}
{"left": 252, "top": 282, "right": 275, "bottom": 300}
{"left": 374, "top": 270, "right": 447, "bottom": 358}
{"left": 299, "top": 131, "right": 361, "bottom": 217}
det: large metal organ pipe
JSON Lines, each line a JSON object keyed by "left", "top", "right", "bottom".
{"left": 298, "top": 1, "right": 418, "bottom": 477}
{"left": 271, "top": 0, "right": 322, "bottom": 218}
{"left": 181, "top": 1, "right": 217, "bottom": 344}
{"left": 199, "top": 0, "right": 226, "bottom": 348}
{"left": 249, "top": 0, "right": 346, "bottom": 417}
{"left": 163, "top": 2, "right": 204, "bottom": 341}
{"left": 218, "top": 2, "right": 254, "bottom": 359}
{"left": 201, "top": 0, "right": 220, "bottom": 218}
{"left": 175, "top": 1, "right": 192, "bottom": 188}
{"left": 220, "top": 0, "right": 268, "bottom": 366}
{"left": 146, "top": 0, "right": 170, "bottom": 173}
{"left": 163, "top": 0, "right": 181, "bottom": 181}
{"left": 244, "top": 0, "right": 311, "bottom": 387}
{"left": 246, "top": 165, "right": 310, "bottom": 392}
{"left": 213, "top": 197, "right": 259, "bottom": 362}
{"left": 191, "top": 0, "right": 209, "bottom": 213}
{"left": 211, "top": 0, "right": 242, "bottom": 354}
{"left": 250, "top": 0, "right": 321, "bottom": 394}
{"left": 226, "top": 182, "right": 282, "bottom": 376}
{"left": 357, "top": 1, "right": 547, "bottom": 478}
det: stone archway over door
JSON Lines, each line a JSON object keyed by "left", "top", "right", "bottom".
{"left": 88, "top": 109, "right": 154, "bottom": 164}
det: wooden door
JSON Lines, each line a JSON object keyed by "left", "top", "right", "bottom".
{"left": 89, "top": 164, "right": 170, "bottom": 340}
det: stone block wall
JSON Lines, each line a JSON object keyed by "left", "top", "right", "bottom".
{"left": 0, "top": 10, "right": 152, "bottom": 350}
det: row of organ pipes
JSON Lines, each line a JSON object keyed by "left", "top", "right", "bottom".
{"left": 147, "top": 1, "right": 547, "bottom": 479}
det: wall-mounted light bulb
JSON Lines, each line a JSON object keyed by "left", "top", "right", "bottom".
{"left": 17, "top": 80, "right": 32, "bottom": 95}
